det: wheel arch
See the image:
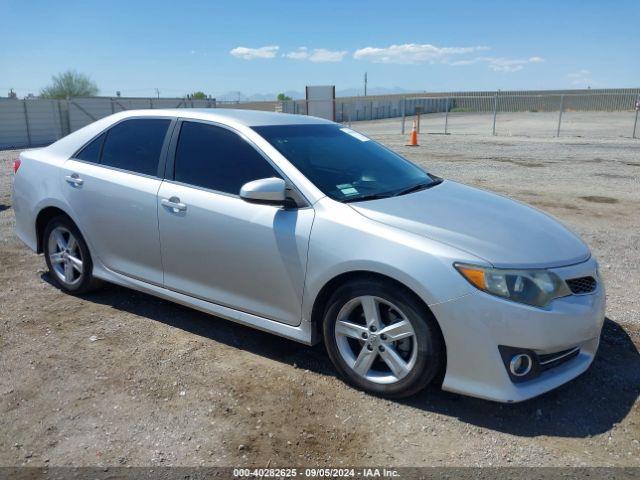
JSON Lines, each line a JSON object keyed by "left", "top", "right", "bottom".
{"left": 310, "top": 271, "right": 447, "bottom": 366}
{"left": 35, "top": 206, "right": 75, "bottom": 253}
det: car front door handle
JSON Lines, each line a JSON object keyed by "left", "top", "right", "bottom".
{"left": 65, "top": 174, "right": 84, "bottom": 187}
{"left": 161, "top": 197, "right": 187, "bottom": 212}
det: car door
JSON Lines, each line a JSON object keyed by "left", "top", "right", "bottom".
{"left": 61, "top": 117, "right": 173, "bottom": 285}
{"left": 157, "top": 120, "right": 314, "bottom": 326}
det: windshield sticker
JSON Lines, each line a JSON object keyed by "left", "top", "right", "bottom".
{"left": 340, "top": 128, "right": 370, "bottom": 142}
{"left": 337, "top": 183, "right": 359, "bottom": 196}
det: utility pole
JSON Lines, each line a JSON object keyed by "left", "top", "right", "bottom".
{"left": 155, "top": 88, "right": 160, "bottom": 99}
{"left": 364, "top": 72, "right": 367, "bottom": 97}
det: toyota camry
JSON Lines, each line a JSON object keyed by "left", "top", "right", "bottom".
{"left": 12, "top": 109, "right": 605, "bottom": 402}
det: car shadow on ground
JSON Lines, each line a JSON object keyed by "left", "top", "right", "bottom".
{"left": 64, "top": 278, "right": 639, "bottom": 439}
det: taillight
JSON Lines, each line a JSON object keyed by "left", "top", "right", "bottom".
{"left": 13, "top": 158, "right": 21, "bottom": 174}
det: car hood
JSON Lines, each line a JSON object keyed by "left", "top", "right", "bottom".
{"left": 349, "top": 181, "right": 590, "bottom": 269}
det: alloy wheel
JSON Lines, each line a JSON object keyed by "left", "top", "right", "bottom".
{"left": 47, "top": 226, "right": 84, "bottom": 287}
{"left": 334, "top": 295, "right": 418, "bottom": 384}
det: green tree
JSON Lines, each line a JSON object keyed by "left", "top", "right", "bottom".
{"left": 190, "top": 91, "right": 207, "bottom": 100}
{"left": 40, "top": 70, "right": 99, "bottom": 98}
{"left": 277, "top": 93, "right": 292, "bottom": 101}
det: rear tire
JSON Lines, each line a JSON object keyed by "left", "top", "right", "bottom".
{"left": 322, "top": 278, "right": 443, "bottom": 398}
{"left": 43, "top": 215, "right": 102, "bottom": 294}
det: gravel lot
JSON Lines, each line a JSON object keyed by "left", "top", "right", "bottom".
{"left": 1, "top": 118, "right": 639, "bottom": 468}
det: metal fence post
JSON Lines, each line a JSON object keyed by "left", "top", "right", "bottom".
{"left": 633, "top": 94, "right": 639, "bottom": 139}
{"left": 444, "top": 97, "right": 450, "bottom": 134}
{"left": 492, "top": 92, "right": 498, "bottom": 136}
{"left": 66, "top": 97, "right": 72, "bottom": 136}
{"left": 56, "top": 99, "right": 65, "bottom": 139}
{"left": 557, "top": 94, "right": 565, "bottom": 137}
{"left": 22, "top": 100, "right": 32, "bottom": 147}
{"left": 349, "top": 102, "right": 353, "bottom": 127}
{"left": 401, "top": 97, "right": 406, "bottom": 135}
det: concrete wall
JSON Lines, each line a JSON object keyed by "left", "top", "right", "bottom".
{"left": 0, "top": 97, "right": 277, "bottom": 149}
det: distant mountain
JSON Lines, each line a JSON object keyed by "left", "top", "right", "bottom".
{"left": 215, "top": 86, "right": 418, "bottom": 102}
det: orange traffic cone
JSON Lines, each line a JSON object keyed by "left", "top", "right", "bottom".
{"left": 406, "top": 120, "right": 419, "bottom": 146}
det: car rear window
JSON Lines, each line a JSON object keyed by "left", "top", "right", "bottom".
{"left": 100, "top": 119, "right": 170, "bottom": 176}
{"left": 75, "top": 132, "right": 106, "bottom": 163}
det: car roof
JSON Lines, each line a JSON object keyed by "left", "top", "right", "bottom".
{"left": 114, "top": 108, "right": 334, "bottom": 127}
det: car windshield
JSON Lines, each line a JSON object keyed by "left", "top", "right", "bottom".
{"left": 253, "top": 124, "right": 440, "bottom": 202}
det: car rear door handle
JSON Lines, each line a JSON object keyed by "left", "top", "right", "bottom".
{"left": 161, "top": 197, "right": 187, "bottom": 212}
{"left": 65, "top": 174, "right": 84, "bottom": 186}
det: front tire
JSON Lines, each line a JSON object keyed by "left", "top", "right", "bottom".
{"left": 43, "top": 216, "right": 101, "bottom": 294}
{"left": 322, "top": 278, "right": 444, "bottom": 398}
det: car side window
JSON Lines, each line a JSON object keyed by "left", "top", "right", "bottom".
{"left": 100, "top": 119, "right": 170, "bottom": 176}
{"left": 174, "top": 121, "right": 279, "bottom": 194}
{"left": 75, "top": 132, "right": 106, "bottom": 163}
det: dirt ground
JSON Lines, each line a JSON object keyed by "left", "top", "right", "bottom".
{"left": 0, "top": 122, "right": 639, "bottom": 468}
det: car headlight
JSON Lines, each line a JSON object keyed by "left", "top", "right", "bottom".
{"left": 454, "top": 263, "right": 571, "bottom": 307}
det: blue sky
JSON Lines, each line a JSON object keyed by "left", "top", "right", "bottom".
{"left": 2, "top": 0, "right": 639, "bottom": 98}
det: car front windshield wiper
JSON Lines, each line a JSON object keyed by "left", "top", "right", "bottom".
{"left": 392, "top": 178, "right": 443, "bottom": 197}
{"left": 341, "top": 192, "right": 396, "bottom": 203}
{"left": 340, "top": 177, "right": 443, "bottom": 203}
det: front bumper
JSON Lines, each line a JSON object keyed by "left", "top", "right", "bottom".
{"left": 431, "top": 258, "right": 605, "bottom": 403}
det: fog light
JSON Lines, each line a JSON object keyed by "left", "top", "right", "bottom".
{"left": 509, "top": 353, "right": 532, "bottom": 377}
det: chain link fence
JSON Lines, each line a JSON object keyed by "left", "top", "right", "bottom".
{"left": 400, "top": 93, "right": 640, "bottom": 138}
{"left": 282, "top": 89, "right": 640, "bottom": 139}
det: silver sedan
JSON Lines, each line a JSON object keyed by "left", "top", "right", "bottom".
{"left": 12, "top": 109, "right": 605, "bottom": 402}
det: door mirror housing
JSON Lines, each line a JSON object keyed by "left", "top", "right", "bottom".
{"left": 240, "top": 177, "right": 287, "bottom": 205}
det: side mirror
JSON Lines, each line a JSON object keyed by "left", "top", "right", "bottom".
{"left": 240, "top": 177, "right": 287, "bottom": 205}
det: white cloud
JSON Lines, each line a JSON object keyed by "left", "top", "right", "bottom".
{"left": 450, "top": 56, "right": 545, "bottom": 73}
{"left": 285, "top": 47, "right": 309, "bottom": 60}
{"left": 309, "top": 48, "right": 348, "bottom": 62}
{"left": 230, "top": 45, "right": 279, "bottom": 60}
{"left": 230, "top": 42, "right": 544, "bottom": 74}
{"left": 353, "top": 43, "right": 489, "bottom": 64}
{"left": 285, "top": 47, "right": 348, "bottom": 62}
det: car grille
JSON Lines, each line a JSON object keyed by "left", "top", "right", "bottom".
{"left": 566, "top": 276, "right": 597, "bottom": 294}
{"left": 538, "top": 347, "right": 580, "bottom": 371}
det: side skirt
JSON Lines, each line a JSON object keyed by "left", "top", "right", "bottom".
{"left": 93, "top": 265, "right": 318, "bottom": 345}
